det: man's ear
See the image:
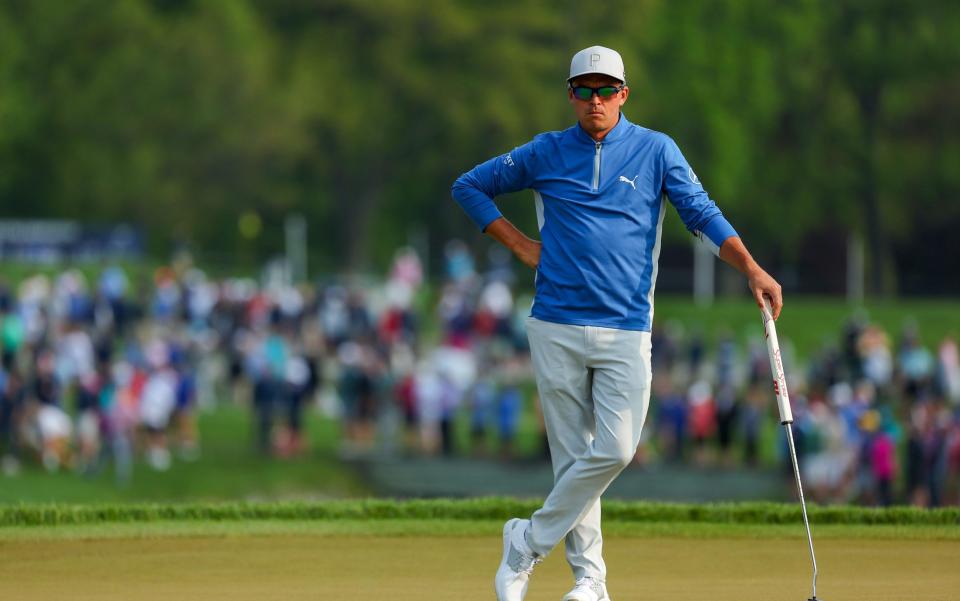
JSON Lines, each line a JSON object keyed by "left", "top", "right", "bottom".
{"left": 619, "top": 85, "right": 630, "bottom": 107}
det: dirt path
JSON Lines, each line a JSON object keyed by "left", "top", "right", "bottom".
{"left": 0, "top": 534, "right": 957, "bottom": 600}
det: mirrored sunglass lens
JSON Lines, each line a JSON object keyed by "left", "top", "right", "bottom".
{"left": 597, "top": 87, "right": 618, "bottom": 97}
{"left": 573, "top": 87, "right": 593, "bottom": 100}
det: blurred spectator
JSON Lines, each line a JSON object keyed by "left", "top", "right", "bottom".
{"left": 906, "top": 400, "right": 948, "bottom": 507}
{"left": 74, "top": 370, "right": 101, "bottom": 474}
{"left": 898, "top": 325, "right": 935, "bottom": 402}
{"left": 99, "top": 360, "right": 135, "bottom": 485}
{"left": 740, "top": 382, "right": 766, "bottom": 466}
{"left": 98, "top": 264, "right": 130, "bottom": 334}
{"left": 715, "top": 332, "right": 740, "bottom": 466}
{"left": 687, "top": 380, "right": 715, "bottom": 466}
{"left": 0, "top": 368, "right": 25, "bottom": 475}
{"left": 496, "top": 356, "right": 525, "bottom": 459}
{"left": 337, "top": 341, "right": 379, "bottom": 454}
{"left": 945, "top": 417, "right": 960, "bottom": 505}
{"left": 843, "top": 313, "right": 867, "bottom": 381}
{"left": 859, "top": 325, "right": 893, "bottom": 390}
{"left": 802, "top": 396, "right": 855, "bottom": 504}
{"left": 140, "top": 340, "right": 178, "bottom": 471}
{"left": 444, "top": 239, "right": 476, "bottom": 285}
{"left": 170, "top": 340, "right": 200, "bottom": 461}
{"left": 469, "top": 373, "right": 496, "bottom": 457}
{"left": 654, "top": 372, "right": 686, "bottom": 463}
{"left": 275, "top": 341, "right": 316, "bottom": 458}
{"left": 937, "top": 337, "right": 960, "bottom": 406}
{"left": 1, "top": 308, "right": 24, "bottom": 370}
{"left": 859, "top": 409, "right": 897, "bottom": 506}
{"left": 414, "top": 361, "right": 444, "bottom": 455}
{"left": 392, "top": 346, "right": 418, "bottom": 453}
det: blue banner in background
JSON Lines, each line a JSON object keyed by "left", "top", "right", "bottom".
{"left": 0, "top": 220, "right": 142, "bottom": 263}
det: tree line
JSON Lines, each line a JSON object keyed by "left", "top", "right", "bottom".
{"left": 0, "top": 0, "right": 957, "bottom": 294}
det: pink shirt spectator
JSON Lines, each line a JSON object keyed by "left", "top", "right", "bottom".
{"left": 870, "top": 433, "right": 896, "bottom": 481}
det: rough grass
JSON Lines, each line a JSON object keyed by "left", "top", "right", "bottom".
{"left": 1, "top": 498, "right": 957, "bottom": 527}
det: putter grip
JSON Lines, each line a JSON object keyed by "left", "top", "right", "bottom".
{"left": 761, "top": 297, "right": 793, "bottom": 424}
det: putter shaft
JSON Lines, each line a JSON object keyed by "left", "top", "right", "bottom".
{"left": 784, "top": 422, "right": 819, "bottom": 600}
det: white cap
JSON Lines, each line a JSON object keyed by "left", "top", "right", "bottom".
{"left": 568, "top": 46, "right": 625, "bottom": 83}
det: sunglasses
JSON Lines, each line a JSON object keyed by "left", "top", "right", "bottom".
{"left": 569, "top": 84, "right": 624, "bottom": 101}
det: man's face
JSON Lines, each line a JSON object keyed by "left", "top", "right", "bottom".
{"left": 568, "top": 74, "right": 629, "bottom": 139}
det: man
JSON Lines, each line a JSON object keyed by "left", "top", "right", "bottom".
{"left": 451, "top": 46, "right": 782, "bottom": 601}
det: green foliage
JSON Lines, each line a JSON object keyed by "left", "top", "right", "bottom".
{"left": 0, "top": 1, "right": 957, "bottom": 284}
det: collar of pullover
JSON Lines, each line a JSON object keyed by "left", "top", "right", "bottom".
{"left": 573, "top": 112, "right": 631, "bottom": 145}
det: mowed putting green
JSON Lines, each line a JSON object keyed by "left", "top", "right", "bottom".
{"left": 1, "top": 521, "right": 958, "bottom": 601}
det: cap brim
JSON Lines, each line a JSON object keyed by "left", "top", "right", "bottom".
{"left": 567, "top": 70, "right": 625, "bottom": 83}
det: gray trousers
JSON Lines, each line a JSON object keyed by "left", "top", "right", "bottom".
{"left": 525, "top": 317, "right": 652, "bottom": 581}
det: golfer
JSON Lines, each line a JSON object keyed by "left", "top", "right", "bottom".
{"left": 452, "top": 46, "right": 782, "bottom": 601}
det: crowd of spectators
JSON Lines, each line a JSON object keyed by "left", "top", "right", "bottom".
{"left": 0, "top": 246, "right": 957, "bottom": 507}
{"left": 0, "top": 259, "right": 324, "bottom": 482}
{"left": 645, "top": 315, "right": 960, "bottom": 507}
{"left": 783, "top": 318, "right": 960, "bottom": 507}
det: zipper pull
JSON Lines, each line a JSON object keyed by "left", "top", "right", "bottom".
{"left": 592, "top": 141, "right": 602, "bottom": 191}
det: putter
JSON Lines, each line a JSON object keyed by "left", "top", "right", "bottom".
{"left": 760, "top": 297, "right": 821, "bottom": 601}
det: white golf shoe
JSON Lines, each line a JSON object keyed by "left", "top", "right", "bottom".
{"left": 494, "top": 518, "right": 541, "bottom": 601}
{"left": 562, "top": 576, "right": 611, "bottom": 601}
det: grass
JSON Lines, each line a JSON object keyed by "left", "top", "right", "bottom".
{"left": 2, "top": 498, "right": 957, "bottom": 526}
{"left": 4, "top": 531, "right": 956, "bottom": 601}
{"left": 0, "top": 519, "right": 956, "bottom": 542}
{"left": 0, "top": 403, "right": 368, "bottom": 504}
{"left": 652, "top": 295, "right": 960, "bottom": 361}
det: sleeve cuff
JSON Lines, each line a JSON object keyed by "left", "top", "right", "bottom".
{"left": 700, "top": 216, "right": 738, "bottom": 256}
{"left": 478, "top": 207, "right": 504, "bottom": 232}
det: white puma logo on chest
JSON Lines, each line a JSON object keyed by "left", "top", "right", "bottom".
{"left": 618, "top": 175, "right": 639, "bottom": 190}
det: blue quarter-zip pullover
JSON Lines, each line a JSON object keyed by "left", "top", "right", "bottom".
{"left": 452, "top": 114, "right": 737, "bottom": 332}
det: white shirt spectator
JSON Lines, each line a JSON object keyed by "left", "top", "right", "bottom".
{"left": 140, "top": 369, "right": 178, "bottom": 430}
